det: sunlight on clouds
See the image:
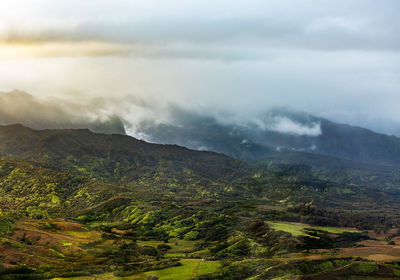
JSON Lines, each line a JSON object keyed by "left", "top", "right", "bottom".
{"left": 0, "top": 0, "right": 399, "bottom": 135}
{"left": 0, "top": 41, "right": 131, "bottom": 58}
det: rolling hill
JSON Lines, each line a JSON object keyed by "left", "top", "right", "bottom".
{"left": 0, "top": 124, "right": 400, "bottom": 279}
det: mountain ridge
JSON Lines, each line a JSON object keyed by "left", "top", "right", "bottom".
{"left": 0, "top": 90, "right": 127, "bottom": 135}
{"left": 136, "top": 108, "right": 400, "bottom": 167}
{"left": 1, "top": 123, "right": 400, "bottom": 279}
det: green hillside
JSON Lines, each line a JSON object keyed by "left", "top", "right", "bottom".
{"left": 1, "top": 125, "right": 400, "bottom": 279}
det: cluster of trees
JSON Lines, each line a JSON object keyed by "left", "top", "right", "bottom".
{"left": 287, "top": 202, "right": 394, "bottom": 231}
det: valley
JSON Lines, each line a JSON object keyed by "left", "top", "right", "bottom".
{"left": 0, "top": 125, "right": 400, "bottom": 279}
{"left": 1, "top": 1, "right": 399, "bottom": 278}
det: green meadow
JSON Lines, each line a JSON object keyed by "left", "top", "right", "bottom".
{"left": 53, "top": 259, "right": 220, "bottom": 280}
{"left": 267, "top": 221, "right": 359, "bottom": 237}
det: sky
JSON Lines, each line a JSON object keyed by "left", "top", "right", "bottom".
{"left": 0, "top": 0, "right": 400, "bottom": 135}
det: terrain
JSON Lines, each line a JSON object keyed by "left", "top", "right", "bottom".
{"left": 137, "top": 108, "right": 400, "bottom": 167}
{"left": 1, "top": 124, "right": 400, "bottom": 279}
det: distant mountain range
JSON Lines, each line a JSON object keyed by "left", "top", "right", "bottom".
{"left": 2, "top": 90, "right": 400, "bottom": 168}
{"left": 136, "top": 108, "right": 400, "bottom": 167}
{"left": 1, "top": 124, "right": 400, "bottom": 279}
{"left": 0, "top": 90, "right": 126, "bottom": 135}
{"left": 0, "top": 123, "right": 398, "bottom": 211}
{"left": 2, "top": 94, "right": 400, "bottom": 278}
{"left": 0, "top": 124, "right": 245, "bottom": 185}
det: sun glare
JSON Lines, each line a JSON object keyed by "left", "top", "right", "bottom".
{"left": 0, "top": 41, "right": 131, "bottom": 58}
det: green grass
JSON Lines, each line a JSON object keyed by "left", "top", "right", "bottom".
{"left": 196, "top": 260, "right": 221, "bottom": 275}
{"left": 311, "top": 225, "right": 359, "bottom": 234}
{"left": 143, "top": 259, "right": 220, "bottom": 280}
{"left": 53, "top": 259, "right": 220, "bottom": 280}
{"left": 267, "top": 221, "right": 359, "bottom": 237}
{"left": 60, "top": 240, "right": 73, "bottom": 246}
{"left": 10, "top": 241, "right": 25, "bottom": 250}
{"left": 49, "top": 248, "right": 66, "bottom": 258}
{"left": 137, "top": 240, "right": 164, "bottom": 248}
{"left": 138, "top": 238, "right": 197, "bottom": 252}
{"left": 53, "top": 275, "right": 115, "bottom": 280}
{"left": 188, "top": 248, "right": 210, "bottom": 258}
{"left": 353, "top": 262, "right": 379, "bottom": 274}
{"left": 165, "top": 252, "right": 186, "bottom": 258}
{"left": 267, "top": 222, "right": 312, "bottom": 237}
{"left": 144, "top": 259, "right": 197, "bottom": 280}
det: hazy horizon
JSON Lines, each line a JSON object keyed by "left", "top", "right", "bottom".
{"left": 3, "top": 3, "right": 400, "bottom": 278}
{"left": 1, "top": 0, "right": 400, "bottom": 136}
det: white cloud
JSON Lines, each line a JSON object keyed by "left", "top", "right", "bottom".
{"left": 268, "top": 117, "right": 321, "bottom": 136}
{"left": 0, "top": 0, "right": 400, "bottom": 135}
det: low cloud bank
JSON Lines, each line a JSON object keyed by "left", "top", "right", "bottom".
{"left": 0, "top": 89, "right": 325, "bottom": 140}
{"left": 267, "top": 116, "right": 321, "bottom": 136}
{"left": 0, "top": 90, "right": 126, "bottom": 134}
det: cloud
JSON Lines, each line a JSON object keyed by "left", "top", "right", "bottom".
{"left": 1, "top": 0, "right": 400, "bottom": 59}
{"left": 267, "top": 116, "right": 321, "bottom": 136}
{"left": 0, "top": 0, "right": 400, "bottom": 136}
{"left": 0, "top": 90, "right": 126, "bottom": 134}
{"left": 0, "top": 41, "right": 131, "bottom": 58}
{"left": 0, "top": 90, "right": 322, "bottom": 140}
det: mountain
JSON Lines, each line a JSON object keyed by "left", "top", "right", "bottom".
{"left": 1, "top": 124, "right": 400, "bottom": 279}
{"left": 136, "top": 108, "right": 400, "bottom": 167}
{"left": 3, "top": 89, "right": 400, "bottom": 168}
{"left": 0, "top": 124, "right": 248, "bottom": 187}
{"left": 0, "top": 124, "right": 398, "bottom": 216}
{"left": 0, "top": 90, "right": 126, "bottom": 135}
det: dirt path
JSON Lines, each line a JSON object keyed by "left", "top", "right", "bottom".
{"left": 190, "top": 259, "right": 200, "bottom": 279}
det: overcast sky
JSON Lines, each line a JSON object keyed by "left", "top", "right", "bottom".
{"left": 0, "top": 0, "right": 400, "bottom": 135}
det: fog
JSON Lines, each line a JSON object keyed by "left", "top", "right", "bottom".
{"left": 0, "top": 1, "right": 400, "bottom": 136}
{"left": 0, "top": 90, "right": 126, "bottom": 134}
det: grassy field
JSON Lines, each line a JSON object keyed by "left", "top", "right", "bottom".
{"left": 143, "top": 259, "right": 220, "bottom": 280}
{"left": 267, "top": 221, "right": 359, "bottom": 237}
{"left": 267, "top": 221, "right": 313, "bottom": 237}
{"left": 0, "top": 218, "right": 105, "bottom": 269}
{"left": 6, "top": 218, "right": 400, "bottom": 279}
{"left": 311, "top": 225, "right": 359, "bottom": 234}
{"left": 53, "top": 259, "right": 220, "bottom": 280}
{"left": 138, "top": 238, "right": 197, "bottom": 254}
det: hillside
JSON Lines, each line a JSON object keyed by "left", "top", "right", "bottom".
{"left": 1, "top": 125, "right": 400, "bottom": 279}
{"left": 0, "top": 124, "right": 248, "bottom": 185}
{"left": 0, "top": 124, "right": 399, "bottom": 217}
{"left": 137, "top": 108, "right": 400, "bottom": 167}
